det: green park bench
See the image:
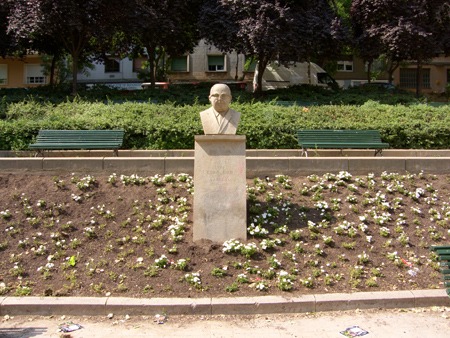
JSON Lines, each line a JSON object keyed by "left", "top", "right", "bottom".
{"left": 297, "top": 129, "right": 389, "bottom": 157}
{"left": 29, "top": 129, "right": 125, "bottom": 157}
{"left": 431, "top": 245, "right": 450, "bottom": 297}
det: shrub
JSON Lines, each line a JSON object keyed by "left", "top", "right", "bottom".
{"left": 1, "top": 86, "right": 449, "bottom": 151}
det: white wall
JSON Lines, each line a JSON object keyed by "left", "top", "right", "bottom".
{"left": 77, "top": 58, "right": 139, "bottom": 82}
{"left": 77, "top": 40, "right": 247, "bottom": 83}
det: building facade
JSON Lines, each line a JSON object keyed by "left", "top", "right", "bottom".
{"left": 75, "top": 40, "right": 250, "bottom": 87}
{"left": 393, "top": 55, "right": 450, "bottom": 94}
{"left": 333, "top": 54, "right": 450, "bottom": 94}
{"left": 1, "top": 40, "right": 449, "bottom": 94}
{"left": 0, "top": 54, "right": 48, "bottom": 88}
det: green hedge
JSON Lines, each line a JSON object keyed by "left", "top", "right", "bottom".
{"left": 0, "top": 99, "right": 449, "bottom": 150}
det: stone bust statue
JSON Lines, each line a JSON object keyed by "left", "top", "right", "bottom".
{"left": 200, "top": 83, "right": 241, "bottom": 134}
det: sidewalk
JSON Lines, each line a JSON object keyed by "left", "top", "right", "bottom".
{"left": 1, "top": 307, "right": 449, "bottom": 337}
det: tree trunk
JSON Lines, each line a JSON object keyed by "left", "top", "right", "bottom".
{"left": 255, "top": 55, "right": 269, "bottom": 96}
{"left": 49, "top": 55, "right": 57, "bottom": 86}
{"left": 235, "top": 51, "right": 239, "bottom": 81}
{"left": 146, "top": 46, "right": 156, "bottom": 88}
{"left": 71, "top": 53, "right": 79, "bottom": 95}
{"left": 366, "top": 60, "right": 372, "bottom": 83}
{"left": 307, "top": 61, "right": 311, "bottom": 84}
{"left": 154, "top": 47, "right": 165, "bottom": 82}
{"left": 416, "top": 60, "right": 422, "bottom": 98}
{"left": 387, "top": 60, "right": 399, "bottom": 85}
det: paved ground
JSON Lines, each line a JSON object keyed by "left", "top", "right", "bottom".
{"left": 0, "top": 307, "right": 449, "bottom": 338}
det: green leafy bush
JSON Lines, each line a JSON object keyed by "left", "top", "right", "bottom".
{"left": 0, "top": 86, "right": 449, "bottom": 150}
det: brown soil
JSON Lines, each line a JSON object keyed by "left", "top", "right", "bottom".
{"left": 0, "top": 171, "right": 449, "bottom": 299}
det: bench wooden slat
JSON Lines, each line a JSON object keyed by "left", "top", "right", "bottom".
{"left": 431, "top": 248, "right": 450, "bottom": 255}
{"left": 300, "top": 143, "right": 388, "bottom": 148}
{"left": 29, "top": 129, "right": 125, "bottom": 156}
{"left": 430, "top": 246, "right": 450, "bottom": 250}
{"left": 297, "top": 129, "right": 389, "bottom": 156}
{"left": 431, "top": 245, "right": 450, "bottom": 297}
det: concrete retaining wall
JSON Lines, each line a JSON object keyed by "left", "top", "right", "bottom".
{"left": 1, "top": 154, "right": 449, "bottom": 176}
{"left": 1, "top": 289, "right": 448, "bottom": 316}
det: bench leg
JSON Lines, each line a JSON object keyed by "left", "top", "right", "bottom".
{"left": 35, "top": 150, "right": 45, "bottom": 158}
{"left": 374, "top": 149, "right": 383, "bottom": 157}
{"left": 113, "top": 149, "right": 119, "bottom": 157}
{"left": 301, "top": 148, "right": 308, "bottom": 157}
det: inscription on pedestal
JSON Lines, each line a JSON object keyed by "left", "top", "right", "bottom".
{"left": 193, "top": 135, "right": 247, "bottom": 242}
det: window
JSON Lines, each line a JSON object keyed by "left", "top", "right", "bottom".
{"left": 104, "top": 58, "right": 120, "bottom": 73}
{"left": 244, "top": 56, "right": 257, "bottom": 72}
{"left": 208, "top": 55, "right": 225, "bottom": 71}
{"left": 170, "top": 56, "right": 189, "bottom": 72}
{"left": 364, "top": 59, "right": 386, "bottom": 73}
{"left": 132, "top": 58, "right": 146, "bottom": 73}
{"left": 337, "top": 61, "right": 353, "bottom": 72}
{"left": 0, "top": 64, "right": 7, "bottom": 85}
{"left": 25, "top": 64, "right": 46, "bottom": 84}
{"left": 399, "top": 68, "right": 430, "bottom": 89}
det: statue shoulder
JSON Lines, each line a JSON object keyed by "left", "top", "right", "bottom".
{"left": 200, "top": 107, "right": 213, "bottom": 117}
{"left": 230, "top": 108, "right": 241, "bottom": 119}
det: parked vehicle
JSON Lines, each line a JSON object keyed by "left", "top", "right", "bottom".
{"left": 253, "top": 61, "right": 338, "bottom": 91}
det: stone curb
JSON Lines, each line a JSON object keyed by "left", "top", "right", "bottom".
{"left": 1, "top": 290, "right": 449, "bottom": 316}
{"left": 1, "top": 157, "right": 450, "bottom": 176}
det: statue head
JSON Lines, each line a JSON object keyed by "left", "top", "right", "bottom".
{"left": 209, "top": 84, "right": 232, "bottom": 114}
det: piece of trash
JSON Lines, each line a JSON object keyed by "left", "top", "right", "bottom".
{"left": 154, "top": 314, "right": 167, "bottom": 324}
{"left": 340, "top": 325, "right": 369, "bottom": 337}
{"left": 408, "top": 267, "right": 419, "bottom": 277}
{"left": 400, "top": 258, "right": 413, "bottom": 267}
{"left": 59, "top": 322, "right": 82, "bottom": 333}
{"left": 107, "top": 313, "right": 114, "bottom": 319}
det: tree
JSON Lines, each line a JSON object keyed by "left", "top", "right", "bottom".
{"left": 434, "top": 1, "right": 450, "bottom": 55}
{"left": 351, "top": 0, "right": 448, "bottom": 96}
{"left": 0, "top": 1, "right": 28, "bottom": 58}
{"left": 286, "top": 1, "right": 346, "bottom": 74}
{"left": 0, "top": 1, "right": 13, "bottom": 58}
{"left": 350, "top": 1, "right": 385, "bottom": 82}
{"left": 199, "top": 0, "right": 244, "bottom": 55}
{"left": 7, "top": 0, "right": 127, "bottom": 94}
{"left": 199, "top": 0, "right": 343, "bottom": 95}
{"left": 124, "top": 0, "right": 202, "bottom": 87}
{"left": 200, "top": 0, "right": 295, "bottom": 95}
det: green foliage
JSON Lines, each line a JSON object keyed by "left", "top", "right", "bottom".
{"left": 0, "top": 85, "right": 449, "bottom": 151}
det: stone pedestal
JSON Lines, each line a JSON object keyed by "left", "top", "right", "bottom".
{"left": 193, "top": 135, "right": 247, "bottom": 242}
